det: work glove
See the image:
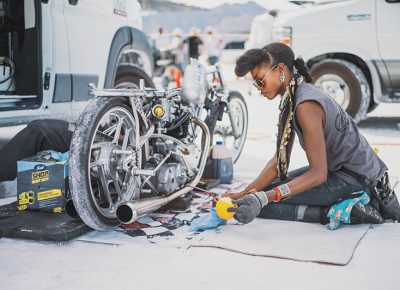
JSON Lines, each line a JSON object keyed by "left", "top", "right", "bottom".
{"left": 227, "top": 191, "right": 269, "bottom": 224}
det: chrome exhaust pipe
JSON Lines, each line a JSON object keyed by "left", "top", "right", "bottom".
{"left": 117, "top": 192, "right": 187, "bottom": 224}
{"left": 116, "top": 116, "right": 210, "bottom": 224}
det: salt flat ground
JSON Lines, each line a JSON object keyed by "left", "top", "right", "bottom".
{"left": 0, "top": 63, "right": 399, "bottom": 290}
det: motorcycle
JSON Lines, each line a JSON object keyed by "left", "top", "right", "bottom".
{"left": 68, "top": 60, "right": 248, "bottom": 230}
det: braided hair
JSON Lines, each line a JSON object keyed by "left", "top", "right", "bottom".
{"left": 235, "top": 42, "right": 313, "bottom": 179}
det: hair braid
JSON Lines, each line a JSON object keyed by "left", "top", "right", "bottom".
{"left": 294, "top": 57, "right": 313, "bottom": 83}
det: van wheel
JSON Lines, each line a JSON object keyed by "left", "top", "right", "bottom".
{"left": 114, "top": 65, "right": 155, "bottom": 89}
{"left": 310, "top": 59, "right": 370, "bottom": 123}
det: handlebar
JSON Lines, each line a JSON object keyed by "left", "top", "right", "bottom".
{"left": 89, "top": 61, "right": 228, "bottom": 100}
{"left": 89, "top": 83, "right": 181, "bottom": 99}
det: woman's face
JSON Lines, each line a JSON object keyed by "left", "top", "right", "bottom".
{"left": 250, "top": 63, "right": 284, "bottom": 100}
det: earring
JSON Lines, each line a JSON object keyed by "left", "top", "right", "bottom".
{"left": 280, "top": 73, "right": 285, "bottom": 83}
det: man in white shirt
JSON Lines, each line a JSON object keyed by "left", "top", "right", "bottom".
{"left": 246, "top": 10, "right": 278, "bottom": 49}
{"left": 203, "top": 26, "right": 222, "bottom": 65}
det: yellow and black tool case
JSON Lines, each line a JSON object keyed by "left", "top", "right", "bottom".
{"left": 17, "top": 151, "right": 69, "bottom": 212}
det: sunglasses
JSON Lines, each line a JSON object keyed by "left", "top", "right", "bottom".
{"left": 252, "top": 64, "right": 277, "bottom": 88}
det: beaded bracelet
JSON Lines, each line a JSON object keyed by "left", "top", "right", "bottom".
{"left": 273, "top": 184, "right": 291, "bottom": 202}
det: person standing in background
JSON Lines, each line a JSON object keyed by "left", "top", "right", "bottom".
{"left": 203, "top": 26, "right": 222, "bottom": 65}
{"left": 169, "top": 27, "right": 187, "bottom": 69}
{"left": 183, "top": 27, "right": 203, "bottom": 60}
{"left": 170, "top": 28, "right": 184, "bottom": 51}
{"left": 154, "top": 27, "right": 171, "bottom": 51}
{"left": 245, "top": 10, "right": 278, "bottom": 49}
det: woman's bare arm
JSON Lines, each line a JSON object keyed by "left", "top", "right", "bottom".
{"left": 265, "top": 100, "right": 328, "bottom": 201}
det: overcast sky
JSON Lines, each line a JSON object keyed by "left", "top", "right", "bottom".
{"left": 169, "top": 0, "right": 301, "bottom": 10}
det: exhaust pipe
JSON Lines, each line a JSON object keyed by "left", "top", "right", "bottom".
{"left": 116, "top": 116, "right": 210, "bottom": 224}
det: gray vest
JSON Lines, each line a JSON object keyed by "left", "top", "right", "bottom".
{"left": 292, "top": 83, "right": 387, "bottom": 186}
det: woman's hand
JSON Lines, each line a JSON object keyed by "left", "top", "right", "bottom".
{"left": 223, "top": 188, "right": 258, "bottom": 200}
{"left": 228, "top": 191, "right": 269, "bottom": 224}
{"left": 213, "top": 189, "right": 247, "bottom": 205}
{"left": 223, "top": 190, "right": 246, "bottom": 200}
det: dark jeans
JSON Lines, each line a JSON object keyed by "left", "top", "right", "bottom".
{"left": 0, "top": 120, "right": 72, "bottom": 181}
{"left": 258, "top": 167, "right": 365, "bottom": 222}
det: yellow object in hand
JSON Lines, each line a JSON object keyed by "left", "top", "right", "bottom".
{"left": 216, "top": 197, "right": 237, "bottom": 220}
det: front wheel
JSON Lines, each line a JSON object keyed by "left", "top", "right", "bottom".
{"left": 69, "top": 97, "right": 141, "bottom": 230}
{"left": 210, "top": 91, "right": 248, "bottom": 163}
{"left": 310, "top": 59, "right": 370, "bottom": 123}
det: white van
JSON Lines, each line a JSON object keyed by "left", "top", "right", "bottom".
{"left": 0, "top": 0, "right": 154, "bottom": 127}
{"left": 273, "top": 0, "right": 400, "bottom": 122}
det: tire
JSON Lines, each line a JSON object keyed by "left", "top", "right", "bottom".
{"left": 114, "top": 65, "right": 155, "bottom": 89}
{"left": 69, "top": 97, "right": 138, "bottom": 230}
{"left": 208, "top": 91, "right": 248, "bottom": 163}
{"left": 310, "top": 59, "right": 370, "bottom": 123}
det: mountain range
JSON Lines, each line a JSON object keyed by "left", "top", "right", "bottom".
{"left": 140, "top": 0, "right": 267, "bottom": 35}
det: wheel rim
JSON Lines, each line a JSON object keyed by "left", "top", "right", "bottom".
{"left": 314, "top": 74, "right": 350, "bottom": 109}
{"left": 213, "top": 97, "right": 248, "bottom": 162}
{"left": 88, "top": 106, "right": 139, "bottom": 219}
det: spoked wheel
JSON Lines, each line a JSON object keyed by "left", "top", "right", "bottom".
{"left": 69, "top": 97, "right": 141, "bottom": 230}
{"left": 212, "top": 91, "right": 248, "bottom": 163}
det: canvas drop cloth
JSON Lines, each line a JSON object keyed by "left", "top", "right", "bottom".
{"left": 192, "top": 219, "right": 371, "bottom": 266}
{"left": 74, "top": 179, "right": 372, "bottom": 266}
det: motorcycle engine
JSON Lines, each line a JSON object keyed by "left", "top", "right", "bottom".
{"left": 146, "top": 138, "right": 199, "bottom": 195}
{"left": 152, "top": 162, "right": 186, "bottom": 195}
